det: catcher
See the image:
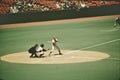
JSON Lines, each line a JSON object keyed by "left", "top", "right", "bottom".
{"left": 36, "top": 44, "right": 49, "bottom": 58}
{"left": 28, "top": 44, "right": 49, "bottom": 58}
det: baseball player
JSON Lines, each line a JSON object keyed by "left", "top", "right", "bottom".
{"left": 49, "top": 36, "right": 62, "bottom": 56}
{"left": 113, "top": 17, "right": 120, "bottom": 28}
{"left": 28, "top": 44, "right": 38, "bottom": 58}
{"left": 36, "top": 44, "right": 49, "bottom": 58}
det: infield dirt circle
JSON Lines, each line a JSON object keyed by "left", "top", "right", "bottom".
{"left": 0, "top": 50, "right": 110, "bottom": 64}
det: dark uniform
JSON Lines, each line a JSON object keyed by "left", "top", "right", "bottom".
{"left": 28, "top": 44, "right": 38, "bottom": 58}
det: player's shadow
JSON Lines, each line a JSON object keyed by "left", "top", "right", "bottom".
{"left": 39, "top": 56, "right": 46, "bottom": 58}
{"left": 54, "top": 54, "right": 61, "bottom": 55}
{"left": 30, "top": 56, "right": 47, "bottom": 58}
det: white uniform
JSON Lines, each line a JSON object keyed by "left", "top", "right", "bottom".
{"left": 36, "top": 45, "right": 44, "bottom": 54}
{"left": 51, "top": 38, "right": 58, "bottom": 51}
{"left": 49, "top": 36, "right": 62, "bottom": 55}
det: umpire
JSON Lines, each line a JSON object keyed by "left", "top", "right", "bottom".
{"left": 28, "top": 44, "right": 38, "bottom": 58}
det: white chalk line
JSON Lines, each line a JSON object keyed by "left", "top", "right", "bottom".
{"left": 80, "top": 38, "right": 120, "bottom": 50}
{"left": 71, "top": 57, "right": 120, "bottom": 61}
{"left": 45, "top": 55, "right": 120, "bottom": 61}
{"left": 100, "top": 28, "right": 120, "bottom": 32}
{"left": 106, "top": 58, "right": 120, "bottom": 61}
{"left": 64, "top": 39, "right": 120, "bottom": 61}
{"left": 70, "top": 56, "right": 101, "bottom": 59}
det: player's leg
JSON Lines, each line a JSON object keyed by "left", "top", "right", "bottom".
{"left": 30, "top": 52, "right": 38, "bottom": 58}
{"left": 30, "top": 53, "right": 34, "bottom": 57}
{"left": 39, "top": 54, "right": 43, "bottom": 58}
{"left": 39, "top": 52, "right": 44, "bottom": 58}
{"left": 49, "top": 45, "right": 54, "bottom": 56}
{"left": 55, "top": 45, "right": 62, "bottom": 55}
{"left": 34, "top": 52, "right": 38, "bottom": 57}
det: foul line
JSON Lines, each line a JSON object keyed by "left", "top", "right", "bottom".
{"left": 80, "top": 39, "right": 120, "bottom": 50}
{"left": 80, "top": 38, "right": 120, "bottom": 61}
{"left": 106, "top": 58, "right": 120, "bottom": 61}
{"left": 64, "top": 39, "right": 120, "bottom": 61}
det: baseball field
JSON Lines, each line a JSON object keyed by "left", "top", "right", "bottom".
{"left": 0, "top": 15, "right": 120, "bottom": 80}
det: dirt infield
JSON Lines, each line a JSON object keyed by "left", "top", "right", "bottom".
{"left": 0, "top": 50, "right": 110, "bottom": 64}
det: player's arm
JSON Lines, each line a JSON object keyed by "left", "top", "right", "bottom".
{"left": 43, "top": 48, "right": 49, "bottom": 51}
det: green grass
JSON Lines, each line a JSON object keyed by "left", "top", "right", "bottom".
{"left": 0, "top": 18, "right": 120, "bottom": 80}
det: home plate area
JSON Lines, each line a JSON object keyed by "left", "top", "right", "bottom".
{"left": 0, "top": 50, "right": 110, "bottom": 64}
